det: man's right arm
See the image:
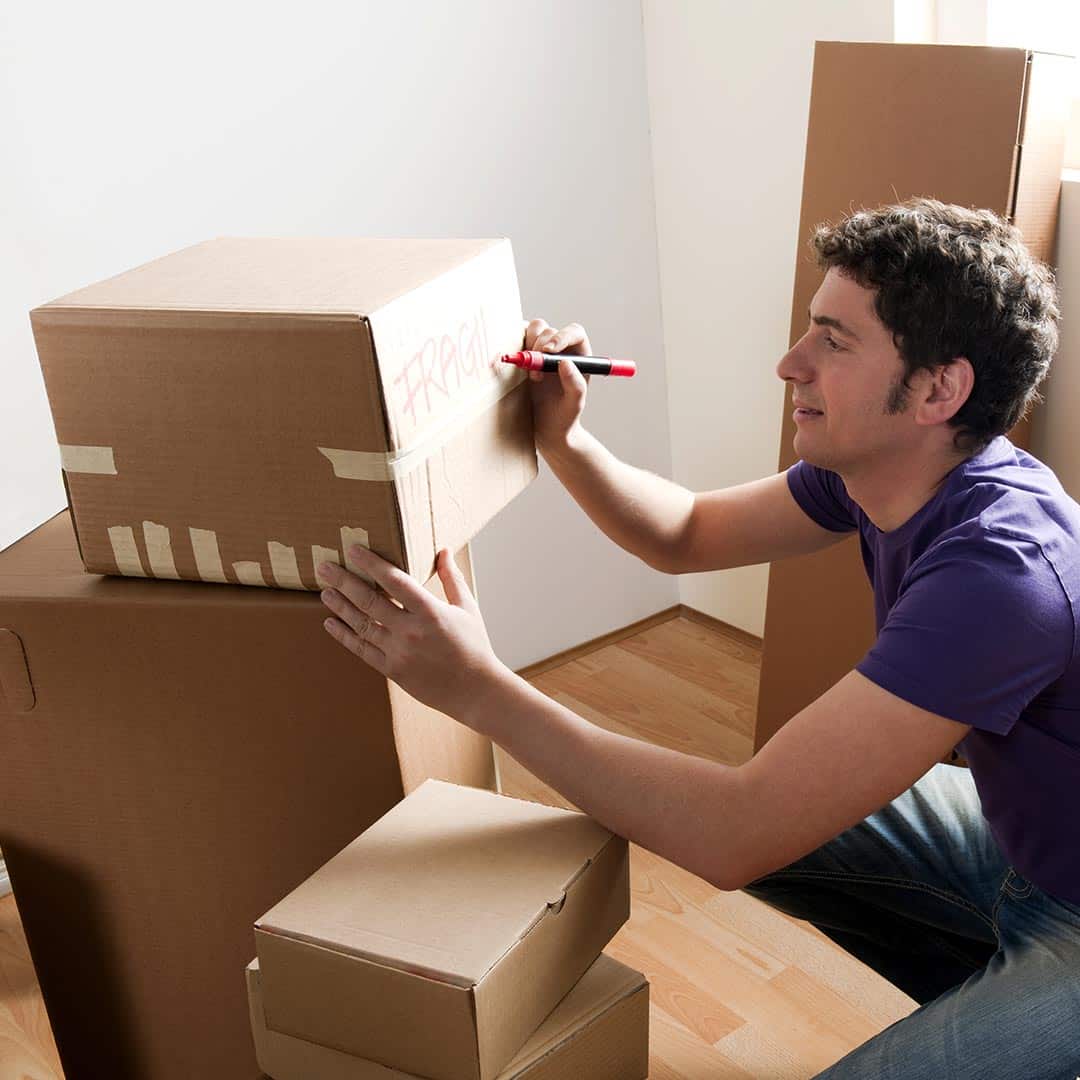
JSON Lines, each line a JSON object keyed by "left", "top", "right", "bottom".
{"left": 524, "top": 317, "right": 848, "bottom": 574}
{"left": 543, "top": 429, "right": 848, "bottom": 574}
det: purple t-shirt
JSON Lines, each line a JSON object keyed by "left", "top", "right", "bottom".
{"left": 787, "top": 436, "right": 1080, "bottom": 904}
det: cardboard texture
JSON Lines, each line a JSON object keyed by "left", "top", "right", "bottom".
{"left": 0, "top": 512, "right": 495, "bottom": 1080}
{"left": 756, "top": 43, "right": 1073, "bottom": 753}
{"left": 29, "top": 237, "right": 537, "bottom": 590}
{"left": 255, "top": 779, "right": 631, "bottom": 1080}
{"left": 246, "top": 953, "right": 649, "bottom": 1080}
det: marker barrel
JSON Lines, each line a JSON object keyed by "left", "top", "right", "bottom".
{"left": 501, "top": 351, "right": 636, "bottom": 377}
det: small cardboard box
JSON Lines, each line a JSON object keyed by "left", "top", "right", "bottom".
{"left": 246, "top": 953, "right": 650, "bottom": 1080}
{"left": 30, "top": 237, "right": 536, "bottom": 589}
{"left": 253, "top": 780, "right": 631, "bottom": 1080}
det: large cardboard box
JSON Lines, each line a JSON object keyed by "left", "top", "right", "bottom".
{"left": 29, "top": 237, "right": 536, "bottom": 589}
{"left": 0, "top": 512, "right": 494, "bottom": 1080}
{"left": 246, "top": 953, "right": 650, "bottom": 1080}
{"left": 254, "top": 779, "right": 631, "bottom": 1080}
{"left": 756, "top": 43, "right": 1074, "bottom": 753}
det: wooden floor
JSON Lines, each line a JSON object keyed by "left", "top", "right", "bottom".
{"left": 0, "top": 612, "right": 915, "bottom": 1079}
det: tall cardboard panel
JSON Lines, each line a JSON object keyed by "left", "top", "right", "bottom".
{"left": 756, "top": 44, "right": 1073, "bottom": 753}
{"left": 0, "top": 512, "right": 494, "bottom": 1080}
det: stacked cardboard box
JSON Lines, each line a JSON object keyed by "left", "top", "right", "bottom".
{"left": 247, "top": 780, "right": 650, "bottom": 1079}
{"left": 1, "top": 239, "right": 539, "bottom": 1078}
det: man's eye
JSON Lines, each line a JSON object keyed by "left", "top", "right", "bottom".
{"left": 824, "top": 334, "right": 843, "bottom": 352}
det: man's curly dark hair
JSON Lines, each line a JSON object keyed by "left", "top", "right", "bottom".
{"left": 811, "top": 197, "right": 1060, "bottom": 453}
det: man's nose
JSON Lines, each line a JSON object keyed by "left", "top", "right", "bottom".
{"left": 776, "top": 335, "right": 812, "bottom": 382}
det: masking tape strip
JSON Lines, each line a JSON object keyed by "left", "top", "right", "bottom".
{"left": 190, "top": 528, "right": 228, "bottom": 583}
{"left": 108, "top": 526, "right": 147, "bottom": 577}
{"left": 143, "top": 521, "right": 180, "bottom": 580}
{"left": 312, "top": 546, "right": 340, "bottom": 589}
{"left": 318, "top": 369, "right": 525, "bottom": 482}
{"left": 341, "top": 526, "right": 372, "bottom": 582}
{"left": 233, "top": 561, "right": 267, "bottom": 587}
{"left": 268, "top": 541, "right": 303, "bottom": 590}
{"left": 60, "top": 444, "right": 117, "bottom": 475}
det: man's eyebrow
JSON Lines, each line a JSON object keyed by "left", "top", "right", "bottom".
{"left": 808, "top": 307, "right": 861, "bottom": 343}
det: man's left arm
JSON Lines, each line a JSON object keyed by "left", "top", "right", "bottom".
{"left": 461, "top": 665, "right": 969, "bottom": 891}
{"left": 317, "top": 545, "right": 970, "bottom": 892}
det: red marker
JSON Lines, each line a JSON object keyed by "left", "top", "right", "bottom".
{"left": 501, "top": 351, "right": 636, "bottom": 377}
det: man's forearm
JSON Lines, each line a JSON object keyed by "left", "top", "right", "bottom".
{"left": 542, "top": 427, "right": 695, "bottom": 574}
{"left": 468, "top": 668, "right": 749, "bottom": 891}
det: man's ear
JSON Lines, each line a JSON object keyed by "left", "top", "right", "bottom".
{"left": 917, "top": 358, "right": 974, "bottom": 425}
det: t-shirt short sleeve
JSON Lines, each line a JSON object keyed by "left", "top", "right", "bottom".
{"left": 786, "top": 460, "right": 859, "bottom": 533}
{"left": 856, "top": 531, "right": 1074, "bottom": 735}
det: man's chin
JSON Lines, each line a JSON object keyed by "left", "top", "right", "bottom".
{"left": 792, "top": 434, "right": 834, "bottom": 471}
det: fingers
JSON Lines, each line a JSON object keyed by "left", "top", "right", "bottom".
{"left": 322, "top": 614, "right": 389, "bottom": 675}
{"left": 435, "top": 548, "right": 478, "bottom": 611}
{"left": 320, "top": 548, "right": 437, "bottom": 617}
{"left": 321, "top": 572, "right": 403, "bottom": 629}
{"left": 524, "top": 318, "right": 550, "bottom": 350}
{"left": 547, "top": 323, "right": 590, "bottom": 356}
{"left": 320, "top": 585, "right": 394, "bottom": 646}
{"left": 524, "top": 318, "right": 591, "bottom": 358}
{"left": 557, "top": 357, "right": 589, "bottom": 391}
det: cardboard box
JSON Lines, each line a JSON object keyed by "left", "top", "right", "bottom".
{"left": 0, "top": 512, "right": 494, "bottom": 1080}
{"left": 30, "top": 237, "right": 537, "bottom": 589}
{"left": 756, "top": 43, "right": 1074, "bottom": 753}
{"left": 254, "top": 780, "right": 631, "bottom": 1080}
{"left": 246, "top": 953, "right": 650, "bottom": 1080}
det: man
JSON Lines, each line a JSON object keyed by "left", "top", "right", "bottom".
{"left": 316, "top": 199, "right": 1080, "bottom": 1077}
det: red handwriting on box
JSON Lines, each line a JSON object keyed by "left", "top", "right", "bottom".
{"left": 392, "top": 309, "right": 494, "bottom": 436}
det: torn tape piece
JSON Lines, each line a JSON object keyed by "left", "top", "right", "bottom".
{"left": 317, "top": 368, "right": 525, "bottom": 482}
{"left": 60, "top": 444, "right": 117, "bottom": 475}
{"left": 341, "top": 526, "right": 372, "bottom": 582}
{"left": 233, "top": 562, "right": 268, "bottom": 587}
{"left": 312, "top": 545, "right": 340, "bottom": 589}
{"left": 143, "top": 521, "right": 181, "bottom": 580}
{"left": 108, "top": 526, "right": 147, "bottom": 577}
{"left": 268, "top": 541, "right": 304, "bottom": 590}
{"left": 190, "top": 528, "right": 228, "bottom": 583}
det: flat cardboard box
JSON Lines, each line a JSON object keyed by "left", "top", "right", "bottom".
{"left": 0, "top": 512, "right": 494, "bottom": 1080}
{"left": 30, "top": 237, "right": 537, "bottom": 589}
{"left": 246, "top": 953, "right": 650, "bottom": 1080}
{"left": 756, "top": 43, "right": 1075, "bottom": 752}
{"left": 254, "top": 780, "right": 631, "bottom": 1080}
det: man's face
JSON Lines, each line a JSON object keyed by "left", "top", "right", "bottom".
{"left": 776, "top": 267, "right": 915, "bottom": 473}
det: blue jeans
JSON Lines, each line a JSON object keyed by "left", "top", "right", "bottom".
{"left": 742, "top": 762, "right": 1080, "bottom": 1078}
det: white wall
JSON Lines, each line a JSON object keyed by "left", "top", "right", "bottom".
{"left": 0, "top": 0, "right": 676, "bottom": 671}
{"left": 641, "top": 0, "right": 896, "bottom": 639}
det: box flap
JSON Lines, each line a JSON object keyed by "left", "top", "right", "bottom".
{"left": 255, "top": 779, "right": 613, "bottom": 987}
{"left": 472, "top": 831, "right": 630, "bottom": 1079}
{"left": 35, "top": 237, "right": 502, "bottom": 317}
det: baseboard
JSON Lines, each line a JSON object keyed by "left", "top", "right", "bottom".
{"left": 515, "top": 604, "right": 761, "bottom": 680}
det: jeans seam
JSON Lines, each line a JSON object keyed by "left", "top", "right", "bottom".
{"left": 759, "top": 866, "right": 998, "bottom": 935}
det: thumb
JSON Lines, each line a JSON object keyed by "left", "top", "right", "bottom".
{"left": 436, "top": 548, "right": 475, "bottom": 610}
{"left": 558, "top": 357, "right": 586, "bottom": 393}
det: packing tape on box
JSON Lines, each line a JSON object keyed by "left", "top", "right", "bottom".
{"left": 105, "top": 521, "right": 372, "bottom": 589}
{"left": 318, "top": 369, "right": 526, "bottom": 482}
{"left": 57, "top": 372, "right": 525, "bottom": 485}
{"left": 59, "top": 444, "right": 117, "bottom": 475}
{"left": 60, "top": 367, "right": 524, "bottom": 586}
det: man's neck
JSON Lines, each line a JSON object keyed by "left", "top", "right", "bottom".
{"left": 840, "top": 445, "right": 972, "bottom": 533}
